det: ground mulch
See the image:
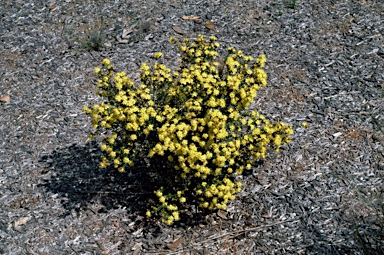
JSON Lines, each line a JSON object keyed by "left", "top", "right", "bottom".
{"left": 0, "top": 0, "right": 383, "bottom": 254}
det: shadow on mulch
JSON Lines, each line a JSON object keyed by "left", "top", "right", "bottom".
{"left": 37, "top": 141, "right": 211, "bottom": 227}
{"left": 38, "top": 141, "right": 157, "bottom": 217}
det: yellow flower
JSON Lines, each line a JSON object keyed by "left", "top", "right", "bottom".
{"left": 154, "top": 52, "right": 163, "bottom": 58}
{"left": 156, "top": 115, "right": 164, "bottom": 122}
{"left": 167, "top": 204, "right": 177, "bottom": 211}
{"left": 166, "top": 216, "right": 174, "bottom": 225}
{"left": 301, "top": 122, "right": 309, "bottom": 128}
{"left": 146, "top": 211, "right": 151, "bottom": 217}
{"left": 180, "top": 46, "right": 187, "bottom": 52}
{"left": 155, "top": 190, "right": 163, "bottom": 197}
{"left": 100, "top": 144, "right": 107, "bottom": 151}
{"left": 107, "top": 137, "right": 115, "bottom": 144}
{"left": 123, "top": 157, "right": 130, "bottom": 164}
{"left": 102, "top": 58, "right": 111, "bottom": 66}
{"left": 205, "top": 191, "right": 212, "bottom": 197}
{"left": 114, "top": 158, "right": 120, "bottom": 165}
{"left": 94, "top": 67, "right": 101, "bottom": 73}
{"left": 172, "top": 212, "right": 180, "bottom": 221}
{"left": 256, "top": 53, "right": 267, "bottom": 68}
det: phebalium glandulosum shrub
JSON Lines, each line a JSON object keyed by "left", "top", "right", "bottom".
{"left": 83, "top": 35, "right": 294, "bottom": 225}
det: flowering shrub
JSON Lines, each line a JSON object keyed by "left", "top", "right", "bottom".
{"left": 83, "top": 35, "right": 293, "bottom": 225}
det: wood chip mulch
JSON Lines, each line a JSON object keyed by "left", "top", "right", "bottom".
{"left": 0, "top": 0, "right": 383, "bottom": 254}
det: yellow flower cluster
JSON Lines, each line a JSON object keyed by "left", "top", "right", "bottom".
{"left": 195, "top": 178, "right": 242, "bottom": 210}
{"left": 83, "top": 35, "right": 294, "bottom": 225}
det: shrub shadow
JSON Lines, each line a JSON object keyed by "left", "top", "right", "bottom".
{"left": 37, "top": 142, "right": 266, "bottom": 227}
{"left": 38, "top": 141, "right": 157, "bottom": 216}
